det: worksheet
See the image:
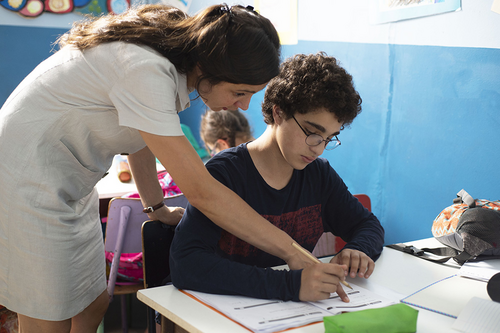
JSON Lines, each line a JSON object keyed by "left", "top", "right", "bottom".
{"left": 184, "top": 283, "right": 396, "bottom": 333}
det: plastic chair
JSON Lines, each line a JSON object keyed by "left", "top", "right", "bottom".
{"left": 312, "top": 194, "right": 372, "bottom": 257}
{"left": 141, "top": 194, "right": 189, "bottom": 333}
{"left": 105, "top": 194, "right": 187, "bottom": 333}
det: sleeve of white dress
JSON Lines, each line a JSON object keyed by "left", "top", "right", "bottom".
{"left": 109, "top": 55, "right": 184, "bottom": 137}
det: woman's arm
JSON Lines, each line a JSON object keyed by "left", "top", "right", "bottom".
{"left": 127, "top": 147, "right": 185, "bottom": 225}
{"left": 170, "top": 204, "right": 303, "bottom": 301}
{"left": 139, "top": 131, "right": 311, "bottom": 269}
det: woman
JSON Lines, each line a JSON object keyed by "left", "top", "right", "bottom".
{"left": 0, "top": 4, "right": 312, "bottom": 332}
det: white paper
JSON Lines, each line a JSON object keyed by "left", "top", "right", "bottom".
{"left": 458, "top": 261, "right": 500, "bottom": 282}
{"left": 185, "top": 283, "right": 396, "bottom": 333}
{"left": 401, "top": 275, "right": 489, "bottom": 318}
{"left": 452, "top": 297, "right": 500, "bottom": 333}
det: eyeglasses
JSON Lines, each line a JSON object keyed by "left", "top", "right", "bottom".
{"left": 292, "top": 116, "right": 341, "bottom": 151}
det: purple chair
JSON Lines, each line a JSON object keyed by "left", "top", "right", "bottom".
{"left": 105, "top": 194, "right": 187, "bottom": 333}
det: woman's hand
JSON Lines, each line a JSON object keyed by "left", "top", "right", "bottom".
{"left": 329, "top": 249, "right": 375, "bottom": 279}
{"left": 147, "top": 205, "right": 185, "bottom": 226}
{"left": 299, "top": 263, "right": 349, "bottom": 302}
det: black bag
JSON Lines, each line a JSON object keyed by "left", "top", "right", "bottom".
{"left": 388, "top": 189, "right": 500, "bottom": 265}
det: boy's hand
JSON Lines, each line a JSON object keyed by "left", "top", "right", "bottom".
{"left": 298, "top": 263, "right": 350, "bottom": 302}
{"left": 330, "top": 249, "right": 375, "bottom": 279}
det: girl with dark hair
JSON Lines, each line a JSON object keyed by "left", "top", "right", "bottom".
{"left": 0, "top": 4, "right": 312, "bottom": 333}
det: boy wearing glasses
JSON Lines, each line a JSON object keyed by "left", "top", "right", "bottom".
{"left": 170, "top": 53, "right": 384, "bottom": 302}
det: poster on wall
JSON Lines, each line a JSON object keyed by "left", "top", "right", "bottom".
{"left": 254, "top": 0, "right": 297, "bottom": 45}
{"left": 492, "top": 0, "right": 500, "bottom": 15}
{"left": 370, "top": 0, "right": 462, "bottom": 24}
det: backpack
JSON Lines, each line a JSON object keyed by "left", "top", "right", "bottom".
{"left": 430, "top": 189, "right": 500, "bottom": 264}
{"left": 388, "top": 189, "right": 500, "bottom": 265}
{"left": 105, "top": 252, "right": 143, "bottom": 282}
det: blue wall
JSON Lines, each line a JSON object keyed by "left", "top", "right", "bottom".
{"left": 0, "top": 25, "right": 66, "bottom": 103}
{"left": 1, "top": 25, "right": 499, "bottom": 245}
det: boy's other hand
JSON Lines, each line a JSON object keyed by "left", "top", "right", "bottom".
{"left": 329, "top": 249, "right": 375, "bottom": 279}
{"left": 298, "top": 263, "right": 350, "bottom": 302}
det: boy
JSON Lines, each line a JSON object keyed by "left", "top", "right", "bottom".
{"left": 170, "top": 53, "right": 384, "bottom": 303}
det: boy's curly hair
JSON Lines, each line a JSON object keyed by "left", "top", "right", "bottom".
{"left": 261, "top": 52, "right": 361, "bottom": 128}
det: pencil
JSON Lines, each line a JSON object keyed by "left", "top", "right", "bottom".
{"left": 291, "top": 242, "right": 353, "bottom": 290}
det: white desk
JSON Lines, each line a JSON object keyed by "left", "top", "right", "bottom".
{"left": 96, "top": 155, "right": 165, "bottom": 199}
{"left": 137, "top": 238, "right": 479, "bottom": 333}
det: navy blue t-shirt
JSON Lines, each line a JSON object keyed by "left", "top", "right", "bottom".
{"left": 170, "top": 144, "right": 384, "bottom": 301}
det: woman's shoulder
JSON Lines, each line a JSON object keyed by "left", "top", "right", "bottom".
{"left": 83, "top": 42, "right": 177, "bottom": 73}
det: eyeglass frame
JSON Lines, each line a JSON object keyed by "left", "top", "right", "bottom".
{"left": 291, "top": 115, "right": 341, "bottom": 151}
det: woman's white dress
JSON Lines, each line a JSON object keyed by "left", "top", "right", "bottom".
{"left": 0, "top": 42, "right": 191, "bottom": 320}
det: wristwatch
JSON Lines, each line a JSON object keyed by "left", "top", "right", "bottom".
{"left": 143, "top": 201, "right": 165, "bottom": 213}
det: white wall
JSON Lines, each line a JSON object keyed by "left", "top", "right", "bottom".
{"left": 299, "top": 0, "right": 500, "bottom": 49}
{"left": 162, "top": 0, "right": 500, "bottom": 49}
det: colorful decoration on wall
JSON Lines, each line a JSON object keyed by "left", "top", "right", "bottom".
{"left": 73, "top": 0, "right": 129, "bottom": 17}
{"left": 0, "top": 0, "right": 129, "bottom": 17}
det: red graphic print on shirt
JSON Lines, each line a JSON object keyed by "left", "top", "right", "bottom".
{"left": 218, "top": 205, "right": 323, "bottom": 257}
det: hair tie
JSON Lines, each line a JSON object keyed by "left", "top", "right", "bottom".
{"left": 219, "top": 4, "right": 232, "bottom": 17}
{"left": 246, "top": 5, "right": 259, "bottom": 15}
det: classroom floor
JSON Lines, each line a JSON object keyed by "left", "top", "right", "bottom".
{"left": 104, "top": 293, "right": 148, "bottom": 333}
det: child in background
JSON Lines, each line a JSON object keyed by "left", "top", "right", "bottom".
{"left": 124, "top": 109, "right": 254, "bottom": 200}
{"left": 201, "top": 109, "right": 254, "bottom": 157}
{"left": 170, "top": 53, "right": 385, "bottom": 303}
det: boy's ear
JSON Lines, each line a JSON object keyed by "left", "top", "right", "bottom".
{"left": 272, "top": 105, "right": 283, "bottom": 124}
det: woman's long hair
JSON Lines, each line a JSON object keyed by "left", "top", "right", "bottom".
{"left": 58, "top": 4, "right": 281, "bottom": 89}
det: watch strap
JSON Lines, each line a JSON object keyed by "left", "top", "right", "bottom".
{"left": 143, "top": 201, "right": 165, "bottom": 214}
